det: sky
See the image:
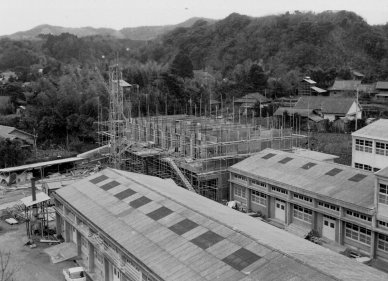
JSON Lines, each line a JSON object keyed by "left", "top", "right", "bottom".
{"left": 1, "top": 0, "right": 388, "bottom": 36}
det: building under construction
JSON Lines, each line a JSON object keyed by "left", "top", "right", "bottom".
{"left": 99, "top": 65, "right": 307, "bottom": 201}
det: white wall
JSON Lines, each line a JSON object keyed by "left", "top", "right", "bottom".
{"left": 352, "top": 137, "right": 388, "bottom": 170}
{"left": 346, "top": 102, "right": 362, "bottom": 120}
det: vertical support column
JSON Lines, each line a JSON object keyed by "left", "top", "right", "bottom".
{"left": 338, "top": 207, "right": 344, "bottom": 245}
{"left": 55, "top": 212, "right": 62, "bottom": 236}
{"left": 286, "top": 202, "right": 292, "bottom": 225}
{"left": 246, "top": 186, "right": 251, "bottom": 212}
{"left": 76, "top": 230, "right": 82, "bottom": 256}
{"left": 104, "top": 257, "right": 110, "bottom": 281}
{"left": 229, "top": 176, "right": 234, "bottom": 202}
{"left": 369, "top": 231, "right": 376, "bottom": 259}
{"left": 88, "top": 241, "right": 95, "bottom": 273}
{"left": 311, "top": 199, "right": 317, "bottom": 230}
{"left": 64, "top": 221, "right": 70, "bottom": 242}
{"left": 190, "top": 133, "right": 195, "bottom": 158}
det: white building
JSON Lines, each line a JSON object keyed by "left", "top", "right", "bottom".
{"left": 352, "top": 119, "right": 388, "bottom": 172}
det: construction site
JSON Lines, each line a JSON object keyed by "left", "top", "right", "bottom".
{"left": 98, "top": 65, "right": 308, "bottom": 201}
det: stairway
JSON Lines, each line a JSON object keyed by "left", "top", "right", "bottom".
{"left": 163, "top": 158, "right": 196, "bottom": 193}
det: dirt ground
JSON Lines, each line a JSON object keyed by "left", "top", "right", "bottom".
{"left": 0, "top": 221, "right": 75, "bottom": 281}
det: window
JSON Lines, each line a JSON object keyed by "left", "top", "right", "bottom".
{"left": 378, "top": 220, "right": 388, "bottom": 229}
{"left": 81, "top": 236, "right": 88, "bottom": 248}
{"left": 318, "top": 201, "right": 340, "bottom": 212}
{"left": 271, "top": 186, "right": 288, "bottom": 195}
{"left": 251, "top": 190, "right": 266, "bottom": 206}
{"left": 354, "top": 163, "right": 372, "bottom": 172}
{"left": 345, "top": 222, "right": 371, "bottom": 245}
{"left": 251, "top": 179, "right": 266, "bottom": 188}
{"left": 378, "top": 233, "right": 388, "bottom": 252}
{"left": 293, "top": 205, "right": 312, "bottom": 223}
{"left": 234, "top": 174, "right": 247, "bottom": 182}
{"left": 346, "top": 210, "right": 372, "bottom": 222}
{"left": 379, "top": 184, "right": 388, "bottom": 205}
{"left": 94, "top": 249, "right": 103, "bottom": 264}
{"left": 234, "top": 186, "right": 246, "bottom": 198}
{"left": 355, "top": 139, "right": 372, "bottom": 153}
{"left": 293, "top": 193, "right": 312, "bottom": 203}
{"left": 376, "top": 142, "right": 388, "bottom": 156}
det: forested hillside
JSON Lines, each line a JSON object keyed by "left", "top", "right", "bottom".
{"left": 0, "top": 10, "right": 387, "bottom": 155}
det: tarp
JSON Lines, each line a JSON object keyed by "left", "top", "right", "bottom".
{"left": 44, "top": 242, "right": 78, "bottom": 264}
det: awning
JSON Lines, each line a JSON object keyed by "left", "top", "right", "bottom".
{"left": 44, "top": 242, "right": 78, "bottom": 264}
{"left": 20, "top": 192, "right": 50, "bottom": 207}
{"left": 286, "top": 223, "right": 311, "bottom": 238}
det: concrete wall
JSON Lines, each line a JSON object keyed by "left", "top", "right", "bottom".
{"left": 352, "top": 136, "right": 388, "bottom": 170}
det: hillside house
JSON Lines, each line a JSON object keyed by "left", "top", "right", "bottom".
{"left": 0, "top": 125, "right": 34, "bottom": 145}
{"left": 234, "top": 92, "right": 270, "bottom": 115}
{"left": 375, "top": 82, "right": 388, "bottom": 102}
{"left": 293, "top": 96, "right": 361, "bottom": 121}
{"left": 298, "top": 77, "right": 327, "bottom": 96}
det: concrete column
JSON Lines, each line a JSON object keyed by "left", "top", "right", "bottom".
{"left": 246, "top": 187, "right": 251, "bottom": 212}
{"left": 179, "top": 133, "right": 185, "bottom": 156}
{"left": 161, "top": 131, "right": 165, "bottom": 149}
{"left": 104, "top": 257, "right": 110, "bottom": 281}
{"left": 266, "top": 195, "right": 271, "bottom": 219}
{"left": 369, "top": 231, "right": 376, "bottom": 259}
{"left": 76, "top": 231, "right": 82, "bottom": 256}
{"left": 229, "top": 180, "right": 234, "bottom": 202}
{"left": 190, "top": 133, "right": 195, "bottom": 158}
{"left": 88, "top": 241, "right": 95, "bottom": 272}
{"left": 338, "top": 220, "right": 344, "bottom": 245}
{"left": 64, "top": 221, "right": 70, "bottom": 242}
{"left": 286, "top": 202, "right": 292, "bottom": 225}
{"left": 55, "top": 213, "right": 62, "bottom": 236}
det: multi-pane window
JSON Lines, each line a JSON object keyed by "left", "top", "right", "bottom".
{"left": 234, "top": 174, "right": 247, "bottom": 182}
{"left": 234, "top": 186, "right": 246, "bottom": 198}
{"left": 378, "top": 220, "right": 388, "bottom": 229}
{"left": 376, "top": 142, "right": 388, "bottom": 156}
{"left": 378, "top": 233, "right": 388, "bottom": 252}
{"left": 355, "top": 139, "right": 372, "bottom": 153}
{"left": 293, "top": 193, "right": 312, "bottom": 203}
{"left": 345, "top": 222, "right": 371, "bottom": 245}
{"left": 379, "top": 184, "right": 388, "bottom": 205}
{"left": 346, "top": 210, "right": 372, "bottom": 222}
{"left": 318, "top": 201, "right": 340, "bottom": 212}
{"left": 251, "top": 190, "right": 266, "bottom": 206}
{"left": 293, "top": 205, "right": 312, "bottom": 223}
{"left": 271, "top": 186, "right": 288, "bottom": 195}
{"left": 251, "top": 179, "right": 266, "bottom": 188}
{"left": 354, "top": 163, "right": 372, "bottom": 172}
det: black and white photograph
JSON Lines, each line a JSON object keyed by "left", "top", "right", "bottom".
{"left": 0, "top": 0, "right": 388, "bottom": 280}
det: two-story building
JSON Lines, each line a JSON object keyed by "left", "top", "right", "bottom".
{"left": 229, "top": 148, "right": 388, "bottom": 262}
{"left": 352, "top": 119, "right": 388, "bottom": 172}
{"left": 53, "top": 168, "right": 387, "bottom": 281}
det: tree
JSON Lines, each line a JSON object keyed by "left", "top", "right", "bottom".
{"left": 170, "top": 51, "right": 194, "bottom": 78}
{"left": 247, "top": 64, "right": 268, "bottom": 91}
{"left": 0, "top": 139, "right": 31, "bottom": 168}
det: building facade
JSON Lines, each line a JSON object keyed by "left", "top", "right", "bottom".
{"left": 53, "top": 168, "right": 387, "bottom": 281}
{"left": 352, "top": 119, "right": 388, "bottom": 172}
{"left": 229, "top": 148, "right": 388, "bottom": 262}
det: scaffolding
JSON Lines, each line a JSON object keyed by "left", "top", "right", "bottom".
{"left": 98, "top": 67, "right": 307, "bottom": 202}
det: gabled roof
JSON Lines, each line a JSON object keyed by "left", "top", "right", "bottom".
{"left": 376, "top": 81, "right": 388, "bottom": 90}
{"left": 55, "top": 168, "right": 387, "bottom": 281}
{"left": 234, "top": 93, "right": 269, "bottom": 104}
{"left": 230, "top": 149, "right": 375, "bottom": 210}
{"left": 328, "top": 80, "right": 361, "bottom": 91}
{"left": 352, "top": 118, "right": 388, "bottom": 140}
{"left": 294, "top": 96, "right": 356, "bottom": 115}
{"left": 0, "top": 125, "right": 34, "bottom": 141}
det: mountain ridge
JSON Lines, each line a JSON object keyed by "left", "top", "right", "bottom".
{"left": 1, "top": 17, "right": 217, "bottom": 41}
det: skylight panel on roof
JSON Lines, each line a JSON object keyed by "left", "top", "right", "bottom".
{"left": 190, "top": 230, "right": 224, "bottom": 249}
{"left": 262, "top": 153, "right": 276, "bottom": 159}
{"left": 278, "top": 157, "right": 293, "bottom": 164}
{"left": 90, "top": 174, "right": 108, "bottom": 184}
{"left": 129, "top": 196, "right": 152, "bottom": 208}
{"left": 325, "top": 168, "right": 343, "bottom": 176}
{"left": 301, "top": 162, "right": 317, "bottom": 170}
{"left": 146, "top": 206, "right": 173, "bottom": 221}
{"left": 100, "top": 180, "right": 121, "bottom": 191}
{"left": 348, "top": 174, "right": 367, "bottom": 182}
{"left": 114, "top": 188, "right": 136, "bottom": 200}
{"left": 222, "top": 248, "right": 261, "bottom": 271}
{"left": 169, "top": 219, "right": 198, "bottom": 235}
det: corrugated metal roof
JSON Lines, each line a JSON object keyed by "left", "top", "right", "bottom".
{"left": 0, "top": 157, "right": 83, "bottom": 173}
{"left": 235, "top": 93, "right": 269, "bottom": 104}
{"left": 310, "top": 86, "right": 327, "bottom": 93}
{"left": 352, "top": 118, "right": 388, "bottom": 140}
{"left": 55, "top": 168, "right": 387, "bottom": 281}
{"left": 230, "top": 149, "right": 375, "bottom": 210}
{"left": 294, "top": 96, "right": 356, "bottom": 115}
